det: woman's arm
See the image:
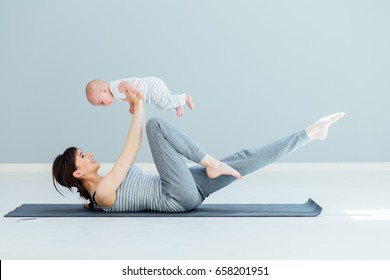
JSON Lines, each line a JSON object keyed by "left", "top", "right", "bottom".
{"left": 95, "top": 84, "right": 144, "bottom": 207}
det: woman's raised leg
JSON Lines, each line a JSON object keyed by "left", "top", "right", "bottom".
{"left": 190, "top": 112, "right": 345, "bottom": 198}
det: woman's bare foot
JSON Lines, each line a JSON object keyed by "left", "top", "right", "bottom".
{"left": 176, "top": 106, "right": 184, "bottom": 117}
{"left": 185, "top": 94, "right": 193, "bottom": 110}
{"left": 201, "top": 154, "right": 242, "bottom": 179}
{"left": 305, "top": 112, "right": 345, "bottom": 140}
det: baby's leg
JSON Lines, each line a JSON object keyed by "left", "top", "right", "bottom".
{"left": 146, "top": 77, "right": 188, "bottom": 111}
{"left": 174, "top": 95, "right": 193, "bottom": 117}
{"left": 185, "top": 95, "right": 193, "bottom": 110}
{"left": 176, "top": 106, "right": 184, "bottom": 117}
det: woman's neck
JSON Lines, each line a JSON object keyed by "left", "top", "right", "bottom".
{"left": 82, "top": 174, "right": 103, "bottom": 195}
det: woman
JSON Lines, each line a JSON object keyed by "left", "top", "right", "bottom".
{"left": 52, "top": 84, "right": 345, "bottom": 212}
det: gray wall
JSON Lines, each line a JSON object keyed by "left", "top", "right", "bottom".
{"left": 1, "top": 0, "right": 389, "bottom": 163}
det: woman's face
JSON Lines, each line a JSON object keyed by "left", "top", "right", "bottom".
{"left": 74, "top": 149, "right": 100, "bottom": 175}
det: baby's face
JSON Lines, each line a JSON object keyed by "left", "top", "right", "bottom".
{"left": 91, "top": 91, "right": 114, "bottom": 107}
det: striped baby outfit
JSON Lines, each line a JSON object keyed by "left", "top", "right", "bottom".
{"left": 109, "top": 77, "right": 187, "bottom": 111}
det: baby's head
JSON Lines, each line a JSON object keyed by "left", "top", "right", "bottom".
{"left": 85, "top": 79, "right": 114, "bottom": 106}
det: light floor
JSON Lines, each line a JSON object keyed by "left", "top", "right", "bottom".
{"left": 0, "top": 163, "right": 389, "bottom": 260}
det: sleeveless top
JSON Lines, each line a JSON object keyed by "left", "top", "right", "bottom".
{"left": 93, "top": 166, "right": 185, "bottom": 212}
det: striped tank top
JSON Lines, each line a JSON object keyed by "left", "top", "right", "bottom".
{"left": 100, "top": 166, "right": 185, "bottom": 212}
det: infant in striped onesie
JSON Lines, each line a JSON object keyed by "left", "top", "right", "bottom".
{"left": 85, "top": 77, "right": 193, "bottom": 117}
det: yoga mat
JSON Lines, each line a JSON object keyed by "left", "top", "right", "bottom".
{"left": 4, "top": 199, "right": 322, "bottom": 217}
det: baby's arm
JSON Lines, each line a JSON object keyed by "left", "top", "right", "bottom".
{"left": 118, "top": 80, "right": 144, "bottom": 101}
{"left": 118, "top": 80, "right": 142, "bottom": 115}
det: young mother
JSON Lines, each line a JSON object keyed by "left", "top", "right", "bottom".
{"left": 52, "top": 84, "right": 344, "bottom": 212}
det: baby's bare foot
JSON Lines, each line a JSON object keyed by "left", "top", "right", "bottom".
{"left": 305, "top": 112, "right": 345, "bottom": 140}
{"left": 185, "top": 95, "right": 193, "bottom": 110}
{"left": 176, "top": 106, "right": 184, "bottom": 117}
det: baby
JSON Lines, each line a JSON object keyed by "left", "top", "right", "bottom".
{"left": 85, "top": 77, "right": 193, "bottom": 117}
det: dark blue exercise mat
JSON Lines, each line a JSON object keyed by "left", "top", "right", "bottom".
{"left": 4, "top": 199, "right": 322, "bottom": 217}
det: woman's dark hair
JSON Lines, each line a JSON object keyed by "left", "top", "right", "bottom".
{"left": 52, "top": 147, "right": 94, "bottom": 209}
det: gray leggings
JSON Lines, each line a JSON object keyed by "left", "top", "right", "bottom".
{"left": 146, "top": 118, "right": 310, "bottom": 211}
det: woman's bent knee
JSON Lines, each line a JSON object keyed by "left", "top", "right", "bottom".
{"left": 180, "top": 193, "right": 203, "bottom": 211}
{"left": 146, "top": 117, "right": 164, "bottom": 133}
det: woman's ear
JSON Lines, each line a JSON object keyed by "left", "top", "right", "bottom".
{"left": 73, "top": 170, "right": 84, "bottom": 179}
